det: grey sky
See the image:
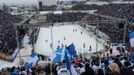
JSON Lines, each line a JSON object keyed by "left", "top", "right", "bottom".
{"left": 0, "top": 0, "right": 85, "bottom": 6}
{"left": 0, "top": 0, "right": 38, "bottom": 6}
{"left": 0, "top": 0, "right": 59, "bottom": 6}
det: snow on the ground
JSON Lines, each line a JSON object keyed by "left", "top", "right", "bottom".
{"left": 35, "top": 24, "right": 106, "bottom": 56}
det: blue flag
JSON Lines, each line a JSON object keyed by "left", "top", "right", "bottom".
{"left": 53, "top": 54, "right": 62, "bottom": 62}
{"left": 24, "top": 53, "right": 40, "bottom": 69}
{"left": 130, "top": 32, "right": 134, "bottom": 47}
{"left": 50, "top": 48, "right": 65, "bottom": 62}
{"left": 66, "top": 43, "right": 77, "bottom": 61}
{"left": 55, "top": 48, "right": 63, "bottom": 53}
{"left": 65, "top": 50, "right": 71, "bottom": 70}
{"left": 65, "top": 49, "right": 78, "bottom": 75}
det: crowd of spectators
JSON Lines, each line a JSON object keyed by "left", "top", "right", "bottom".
{"left": 0, "top": 47, "right": 134, "bottom": 75}
{"left": 71, "top": 4, "right": 134, "bottom": 23}
{"left": 47, "top": 12, "right": 87, "bottom": 23}
{"left": 46, "top": 6, "right": 134, "bottom": 44}
{"left": 0, "top": 25, "right": 17, "bottom": 56}
{"left": 0, "top": 10, "right": 22, "bottom": 24}
{"left": 79, "top": 52, "right": 134, "bottom": 75}
{"left": 0, "top": 4, "right": 134, "bottom": 74}
{"left": 79, "top": 14, "right": 134, "bottom": 44}
{"left": 45, "top": 3, "right": 134, "bottom": 44}
{"left": 96, "top": 4, "right": 134, "bottom": 23}
{"left": 70, "top": 4, "right": 101, "bottom": 10}
{"left": 0, "top": 10, "right": 28, "bottom": 61}
{"left": 0, "top": 64, "right": 46, "bottom": 75}
{"left": 44, "top": 3, "right": 134, "bottom": 44}
{"left": 80, "top": 20, "right": 125, "bottom": 43}
{"left": 46, "top": 11, "right": 130, "bottom": 44}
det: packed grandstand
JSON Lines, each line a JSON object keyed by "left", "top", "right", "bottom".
{"left": 0, "top": 1, "right": 134, "bottom": 75}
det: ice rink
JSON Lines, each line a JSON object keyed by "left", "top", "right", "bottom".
{"left": 0, "top": 23, "right": 106, "bottom": 68}
{"left": 35, "top": 24, "right": 105, "bottom": 55}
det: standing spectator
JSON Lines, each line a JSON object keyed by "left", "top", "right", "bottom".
{"left": 81, "top": 32, "right": 83, "bottom": 35}
{"left": 63, "top": 37, "right": 66, "bottom": 40}
{"left": 52, "top": 64, "right": 57, "bottom": 75}
{"left": 83, "top": 43, "right": 85, "bottom": 49}
{"left": 45, "top": 64, "right": 51, "bottom": 75}
{"left": 108, "top": 63, "right": 120, "bottom": 75}
{"left": 81, "top": 63, "right": 95, "bottom": 75}
{"left": 89, "top": 46, "right": 92, "bottom": 51}
{"left": 110, "top": 48, "right": 113, "bottom": 55}
{"left": 50, "top": 43, "right": 52, "bottom": 48}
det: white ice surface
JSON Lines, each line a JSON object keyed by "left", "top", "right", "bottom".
{"left": 35, "top": 24, "right": 105, "bottom": 55}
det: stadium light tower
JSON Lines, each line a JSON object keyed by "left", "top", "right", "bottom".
{"left": 51, "top": 23, "right": 54, "bottom": 53}
{"left": 96, "top": 15, "right": 101, "bottom": 52}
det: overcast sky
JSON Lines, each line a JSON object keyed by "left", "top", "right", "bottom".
{"left": 0, "top": 0, "right": 85, "bottom": 6}
{"left": 0, "top": 0, "right": 38, "bottom": 6}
